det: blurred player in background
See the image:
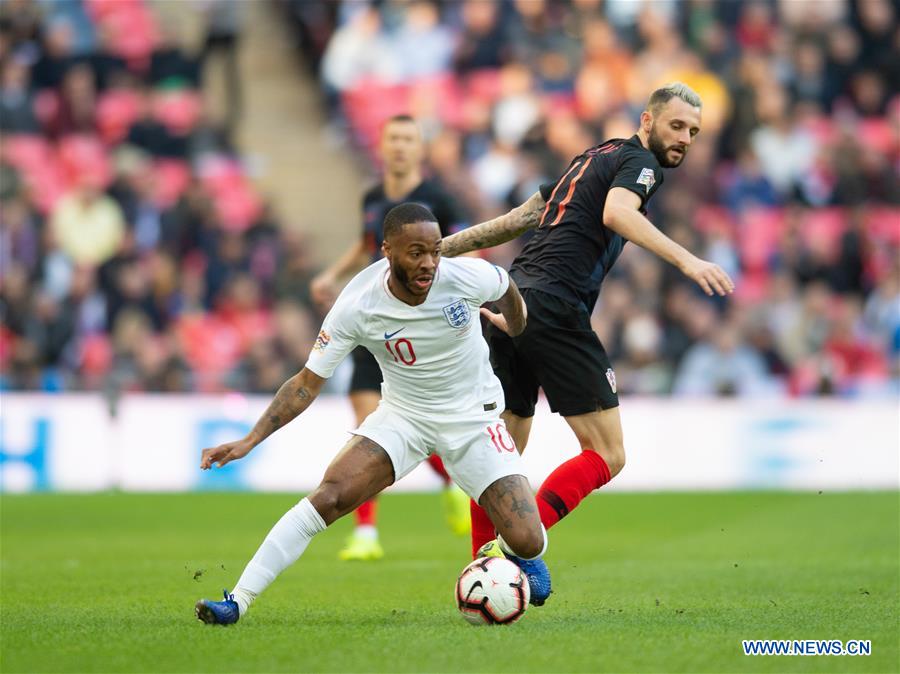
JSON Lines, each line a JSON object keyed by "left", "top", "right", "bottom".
{"left": 310, "top": 114, "right": 472, "bottom": 561}
{"left": 196, "top": 204, "right": 551, "bottom": 625}
{"left": 440, "top": 84, "right": 735, "bottom": 556}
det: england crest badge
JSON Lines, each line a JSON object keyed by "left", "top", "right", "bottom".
{"left": 442, "top": 299, "right": 471, "bottom": 329}
{"left": 636, "top": 167, "right": 656, "bottom": 194}
{"left": 605, "top": 367, "right": 617, "bottom": 393}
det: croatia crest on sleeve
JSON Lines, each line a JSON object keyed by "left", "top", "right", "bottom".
{"left": 442, "top": 299, "right": 471, "bottom": 329}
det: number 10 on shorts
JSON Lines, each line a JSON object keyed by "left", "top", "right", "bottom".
{"left": 486, "top": 423, "right": 516, "bottom": 453}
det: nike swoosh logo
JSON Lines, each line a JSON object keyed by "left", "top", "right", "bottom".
{"left": 384, "top": 328, "right": 405, "bottom": 340}
{"left": 465, "top": 580, "right": 483, "bottom": 603}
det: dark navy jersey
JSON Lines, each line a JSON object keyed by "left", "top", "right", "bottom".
{"left": 362, "top": 179, "right": 468, "bottom": 263}
{"left": 510, "top": 135, "right": 664, "bottom": 311}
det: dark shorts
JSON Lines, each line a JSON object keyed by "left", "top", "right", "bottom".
{"left": 487, "top": 288, "right": 619, "bottom": 418}
{"left": 350, "top": 346, "right": 383, "bottom": 393}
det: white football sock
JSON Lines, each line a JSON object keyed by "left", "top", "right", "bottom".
{"left": 231, "top": 497, "right": 327, "bottom": 616}
{"left": 498, "top": 524, "right": 548, "bottom": 560}
{"left": 354, "top": 525, "right": 378, "bottom": 541}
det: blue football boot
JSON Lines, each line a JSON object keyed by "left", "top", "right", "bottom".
{"left": 507, "top": 554, "right": 552, "bottom": 606}
{"left": 477, "top": 540, "right": 552, "bottom": 606}
{"left": 195, "top": 590, "right": 240, "bottom": 625}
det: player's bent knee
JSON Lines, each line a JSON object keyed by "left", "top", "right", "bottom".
{"left": 518, "top": 528, "right": 545, "bottom": 559}
{"left": 502, "top": 526, "right": 544, "bottom": 559}
{"left": 605, "top": 445, "right": 625, "bottom": 477}
{"left": 308, "top": 480, "right": 349, "bottom": 525}
{"left": 605, "top": 446, "right": 626, "bottom": 478}
{"left": 587, "top": 444, "right": 625, "bottom": 478}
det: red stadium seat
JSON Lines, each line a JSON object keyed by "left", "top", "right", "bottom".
{"left": 152, "top": 159, "right": 191, "bottom": 208}
{"left": 24, "top": 162, "right": 68, "bottom": 213}
{"left": 857, "top": 118, "right": 895, "bottom": 154}
{"left": 79, "top": 334, "right": 113, "bottom": 377}
{"left": 57, "top": 134, "right": 112, "bottom": 189}
{"left": 800, "top": 208, "right": 846, "bottom": 261}
{"left": 84, "top": 0, "right": 143, "bottom": 22}
{"left": 92, "top": 2, "right": 159, "bottom": 64}
{"left": 199, "top": 156, "right": 244, "bottom": 197}
{"left": 152, "top": 89, "right": 202, "bottom": 136}
{"left": 82, "top": 0, "right": 158, "bottom": 72}
{"left": 0, "top": 325, "right": 13, "bottom": 370}
{"left": 408, "top": 75, "right": 464, "bottom": 129}
{"left": 465, "top": 69, "right": 503, "bottom": 105}
{"left": 198, "top": 155, "right": 243, "bottom": 189}
{"left": 215, "top": 186, "right": 262, "bottom": 233}
{"left": 1, "top": 134, "right": 53, "bottom": 171}
{"left": 195, "top": 155, "right": 262, "bottom": 230}
{"left": 694, "top": 205, "right": 737, "bottom": 237}
{"left": 177, "top": 314, "right": 244, "bottom": 377}
{"left": 343, "top": 78, "right": 411, "bottom": 156}
{"left": 3, "top": 136, "right": 68, "bottom": 212}
{"left": 800, "top": 115, "right": 837, "bottom": 146}
{"left": 544, "top": 93, "right": 578, "bottom": 117}
{"left": 734, "top": 270, "right": 769, "bottom": 303}
{"left": 738, "top": 208, "right": 784, "bottom": 271}
{"left": 217, "top": 308, "right": 275, "bottom": 352}
{"left": 96, "top": 90, "right": 143, "bottom": 144}
{"left": 866, "top": 208, "right": 900, "bottom": 244}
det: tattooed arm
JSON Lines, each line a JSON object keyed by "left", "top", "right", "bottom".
{"left": 480, "top": 278, "right": 527, "bottom": 337}
{"left": 200, "top": 368, "right": 326, "bottom": 469}
{"left": 440, "top": 191, "right": 546, "bottom": 258}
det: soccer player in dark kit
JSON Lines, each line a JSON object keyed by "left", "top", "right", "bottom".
{"left": 310, "top": 114, "right": 472, "bottom": 560}
{"left": 439, "top": 83, "right": 736, "bottom": 559}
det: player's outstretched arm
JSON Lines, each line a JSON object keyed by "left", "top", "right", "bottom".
{"left": 603, "top": 187, "right": 735, "bottom": 297}
{"left": 440, "top": 191, "right": 546, "bottom": 257}
{"left": 310, "top": 239, "right": 370, "bottom": 309}
{"left": 480, "top": 278, "right": 527, "bottom": 337}
{"left": 200, "top": 367, "right": 327, "bottom": 469}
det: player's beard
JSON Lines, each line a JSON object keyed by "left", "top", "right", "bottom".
{"left": 392, "top": 264, "right": 420, "bottom": 296}
{"left": 648, "top": 124, "right": 685, "bottom": 168}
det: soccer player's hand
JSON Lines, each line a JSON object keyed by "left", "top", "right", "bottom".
{"left": 200, "top": 438, "right": 255, "bottom": 470}
{"left": 681, "top": 257, "right": 735, "bottom": 297}
{"left": 310, "top": 273, "right": 338, "bottom": 310}
{"left": 480, "top": 304, "right": 527, "bottom": 336}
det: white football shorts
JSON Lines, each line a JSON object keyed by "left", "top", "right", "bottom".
{"left": 352, "top": 401, "right": 525, "bottom": 502}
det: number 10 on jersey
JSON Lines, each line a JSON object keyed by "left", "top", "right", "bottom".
{"left": 385, "top": 338, "right": 416, "bottom": 365}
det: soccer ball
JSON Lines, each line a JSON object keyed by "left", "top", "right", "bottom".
{"left": 455, "top": 556, "right": 530, "bottom": 625}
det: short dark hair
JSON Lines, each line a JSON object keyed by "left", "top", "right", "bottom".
{"left": 383, "top": 203, "right": 437, "bottom": 240}
{"left": 384, "top": 114, "right": 416, "bottom": 126}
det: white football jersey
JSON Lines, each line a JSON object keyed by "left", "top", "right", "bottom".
{"left": 306, "top": 257, "right": 509, "bottom": 416}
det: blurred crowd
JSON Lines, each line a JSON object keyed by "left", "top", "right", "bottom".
{"left": 1, "top": 0, "right": 323, "bottom": 395}
{"left": 2, "top": 0, "right": 898, "bottom": 399}
{"left": 287, "top": 0, "right": 900, "bottom": 398}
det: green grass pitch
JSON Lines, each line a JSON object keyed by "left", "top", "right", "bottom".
{"left": 1, "top": 491, "right": 897, "bottom": 673}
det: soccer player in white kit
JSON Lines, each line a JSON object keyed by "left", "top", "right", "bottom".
{"left": 195, "top": 203, "right": 551, "bottom": 625}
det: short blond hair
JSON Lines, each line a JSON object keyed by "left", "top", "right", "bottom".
{"left": 647, "top": 82, "right": 702, "bottom": 114}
